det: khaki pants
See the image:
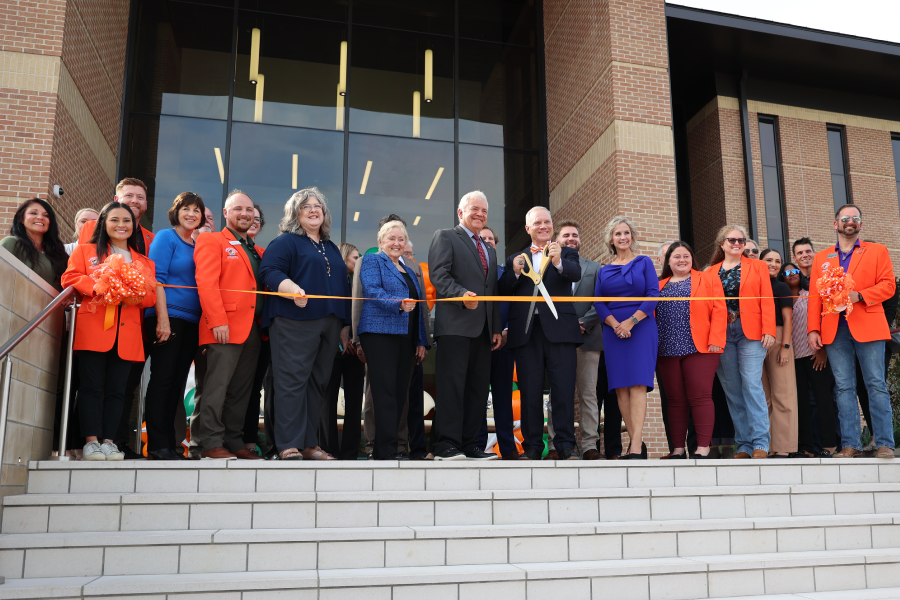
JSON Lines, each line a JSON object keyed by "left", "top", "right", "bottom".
{"left": 761, "top": 325, "right": 798, "bottom": 453}
{"left": 548, "top": 348, "right": 601, "bottom": 452}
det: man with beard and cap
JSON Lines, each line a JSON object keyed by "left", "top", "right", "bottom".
{"left": 807, "top": 204, "right": 896, "bottom": 459}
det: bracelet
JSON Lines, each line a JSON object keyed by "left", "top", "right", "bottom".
{"left": 630, "top": 315, "right": 639, "bottom": 326}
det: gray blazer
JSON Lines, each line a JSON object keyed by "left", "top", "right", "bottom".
{"left": 574, "top": 257, "right": 603, "bottom": 352}
{"left": 428, "top": 226, "right": 501, "bottom": 339}
{"left": 352, "top": 255, "right": 431, "bottom": 344}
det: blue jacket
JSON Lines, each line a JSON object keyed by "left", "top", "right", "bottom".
{"left": 358, "top": 252, "right": 429, "bottom": 347}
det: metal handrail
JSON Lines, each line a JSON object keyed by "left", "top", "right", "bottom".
{"left": 0, "top": 287, "right": 77, "bottom": 469}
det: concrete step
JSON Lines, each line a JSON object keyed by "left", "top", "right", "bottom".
{"left": 2, "top": 549, "right": 900, "bottom": 599}
{"left": 5, "top": 483, "right": 900, "bottom": 533}
{"left": 23, "top": 459, "right": 900, "bottom": 495}
{"left": 2, "top": 514, "right": 900, "bottom": 579}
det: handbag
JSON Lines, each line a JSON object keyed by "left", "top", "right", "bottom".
{"left": 888, "top": 328, "right": 900, "bottom": 354}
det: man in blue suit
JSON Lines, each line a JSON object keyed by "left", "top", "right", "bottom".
{"left": 477, "top": 226, "right": 519, "bottom": 459}
{"left": 499, "top": 207, "right": 582, "bottom": 460}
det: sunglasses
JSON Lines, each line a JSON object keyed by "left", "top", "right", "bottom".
{"left": 743, "top": 248, "right": 759, "bottom": 255}
{"left": 725, "top": 237, "right": 746, "bottom": 245}
{"left": 839, "top": 216, "right": 861, "bottom": 223}
{"left": 782, "top": 269, "right": 800, "bottom": 276}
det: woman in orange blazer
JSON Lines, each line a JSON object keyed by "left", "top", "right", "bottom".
{"left": 657, "top": 242, "right": 726, "bottom": 458}
{"left": 61, "top": 203, "right": 157, "bottom": 461}
{"left": 707, "top": 225, "right": 776, "bottom": 459}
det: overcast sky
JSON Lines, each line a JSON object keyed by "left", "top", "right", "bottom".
{"left": 668, "top": 1, "right": 900, "bottom": 45}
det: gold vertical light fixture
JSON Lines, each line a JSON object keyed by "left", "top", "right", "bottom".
{"left": 412, "top": 91, "right": 421, "bottom": 138}
{"left": 424, "top": 49, "right": 433, "bottom": 103}
{"left": 425, "top": 167, "right": 444, "bottom": 199}
{"left": 292, "top": 154, "right": 298, "bottom": 189}
{"left": 214, "top": 148, "right": 225, "bottom": 183}
{"left": 250, "top": 28, "right": 261, "bottom": 84}
{"left": 254, "top": 74, "right": 265, "bottom": 122}
{"left": 338, "top": 41, "right": 347, "bottom": 96}
{"left": 360, "top": 161, "right": 373, "bottom": 194}
{"left": 353, "top": 212, "right": 360, "bottom": 221}
{"left": 413, "top": 216, "right": 421, "bottom": 226}
{"left": 335, "top": 83, "right": 344, "bottom": 130}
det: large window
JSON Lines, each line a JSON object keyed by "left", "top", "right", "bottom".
{"left": 121, "top": 0, "right": 546, "bottom": 256}
{"left": 827, "top": 124, "right": 851, "bottom": 211}
{"left": 757, "top": 117, "right": 788, "bottom": 259}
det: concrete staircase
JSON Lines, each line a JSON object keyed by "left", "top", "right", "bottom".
{"left": 1, "top": 459, "right": 899, "bottom": 599}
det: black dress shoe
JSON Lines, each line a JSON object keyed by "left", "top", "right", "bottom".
{"left": 641, "top": 442, "right": 648, "bottom": 459}
{"left": 465, "top": 448, "right": 498, "bottom": 460}
{"left": 120, "top": 446, "right": 146, "bottom": 460}
{"left": 380, "top": 452, "right": 410, "bottom": 460}
{"left": 521, "top": 447, "right": 542, "bottom": 460}
{"left": 667, "top": 451, "right": 687, "bottom": 459}
{"left": 434, "top": 447, "right": 466, "bottom": 461}
{"left": 557, "top": 447, "right": 579, "bottom": 460}
{"left": 689, "top": 453, "right": 712, "bottom": 459}
{"left": 148, "top": 448, "right": 188, "bottom": 461}
{"left": 619, "top": 452, "right": 644, "bottom": 460}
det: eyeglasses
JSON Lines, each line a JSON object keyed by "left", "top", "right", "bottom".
{"left": 725, "top": 237, "right": 746, "bottom": 246}
{"left": 783, "top": 269, "right": 800, "bottom": 276}
{"left": 839, "top": 216, "right": 861, "bottom": 223}
{"left": 302, "top": 204, "right": 324, "bottom": 213}
{"left": 743, "top": 248, "right": 760, "bottom": 255}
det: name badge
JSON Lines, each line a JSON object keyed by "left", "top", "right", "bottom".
{"left": 229, "top": 240, "right": 241, "bottom": 245}
{"left": 827, "top": 253, "right": 837, "bottom": 258}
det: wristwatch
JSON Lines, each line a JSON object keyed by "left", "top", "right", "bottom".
{"left": 783, "top": 344, "right": 791, "bottom": 349}
{"left": 630, "top": 316, "right": 639, "bottom": 326}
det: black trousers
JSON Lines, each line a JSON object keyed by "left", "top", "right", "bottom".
{"left": 597, "top": 352, "right": 623, "bottom": 458}
{"left": 855, "top": 350, "right": 892, "bottom": 438}
{"left": 360, "top": 332, "right": 415, "bottom": 459}
{"left": 478, "top": 346, "right": 517, "bottom": 457}
{"left": 406, "top": 361, "right": 427, "bottom": 458}
{"left": 658, "top": 367, "right": 698, "bottom": 453}
{"left": 243, "top": 340, "right": 271, "bottom": 445}
{"left": 514, "top": 317, "right": 577, "bottom": 453}
{"left": 78, "top": 341, "right": 133, "bottom": 441}
{"left": 796, "top": 356, "right": 837, "bottom": 452}
{"left": 270, "top": 315, "right": 341, "bottom": 452}
{"left": 433, "top": 324, "right": 492, "bottom": 455}
{"left": 144, "top": 316, "right": 199, "bottom": 452}
{"left": 319, "top": 349, "right": 366, "bottom": 459}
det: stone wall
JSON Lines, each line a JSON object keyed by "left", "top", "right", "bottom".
{"left": 0, "top": 246, "right": 64, "bottom": 502}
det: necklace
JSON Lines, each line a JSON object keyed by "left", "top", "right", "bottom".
{"left": 308, "top": 236, "right": 331, "bottom": 277}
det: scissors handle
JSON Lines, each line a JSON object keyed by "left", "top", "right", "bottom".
{"left": 518, "top": 253, "right": 542, "bottom": 284}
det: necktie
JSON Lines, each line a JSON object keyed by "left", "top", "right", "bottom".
{"left": 530, "top": 245, "right": 544, "bottom": 254}
{"left": 473, "top": 235, "right": 488, "bottom": 275}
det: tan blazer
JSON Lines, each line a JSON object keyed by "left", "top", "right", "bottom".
{"left": 352, "top": 254, "right": 431, "bottom": 344}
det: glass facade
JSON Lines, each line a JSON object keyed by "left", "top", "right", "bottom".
{"left": 826, "top": 125, "right": 851, "bottom": 212}
{"left": 121, "top": 0, "right": 545, "bottom": 260}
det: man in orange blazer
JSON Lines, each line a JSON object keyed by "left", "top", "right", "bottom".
{"left": 808, "top": 204, "right": 896, "bottom": 459}
{"left": 192, "top": 191, "right": 264, "bottom": 460}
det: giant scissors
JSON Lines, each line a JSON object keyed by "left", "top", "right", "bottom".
{"left": 519, "top": 246, "right": 558, "bottom": 334}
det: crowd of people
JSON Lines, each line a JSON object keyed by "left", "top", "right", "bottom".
{"left": 0, "top": 179, "right": 895, "bottom": 461}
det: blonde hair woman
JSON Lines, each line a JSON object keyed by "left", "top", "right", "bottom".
{"left": 593, "top": 216, "right": 659, "bottom": 459}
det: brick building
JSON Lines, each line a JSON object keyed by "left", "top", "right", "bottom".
{"left": 1, "top": 1, "right": 899, "bottom": 457}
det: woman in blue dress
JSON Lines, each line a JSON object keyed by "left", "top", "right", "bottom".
{"left": 594, "top": 217, "right": 659, "bottom": 459}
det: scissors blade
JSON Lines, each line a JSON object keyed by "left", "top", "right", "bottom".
{"left": 537, "top": 281, "right": 558, "bottom": 319}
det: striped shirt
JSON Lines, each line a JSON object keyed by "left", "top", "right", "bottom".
{"left": 791, "top": 290, "right": 814, "bottom": 359}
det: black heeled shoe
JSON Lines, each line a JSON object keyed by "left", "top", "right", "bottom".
{"left": 148, "top": 448, "right": 189, "bottom": 461}
{"left": 641, "top": 442, "right": 648, "bottom": 458}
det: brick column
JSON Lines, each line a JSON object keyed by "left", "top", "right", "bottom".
{"left": 543, "top": 0, "right": 678, "bottom": 457}
{"left": 0, "top": 0, "right": 129, "bottom": 239}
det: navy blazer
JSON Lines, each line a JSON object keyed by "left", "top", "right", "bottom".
{"left": 497, "top": 264, "right": 510, "bottom": 329}
{"left": 498, "top": 246, "right": 583, "bottom": 348}
{"left": 358, "top": 252, "right": 429, "bottom": 348}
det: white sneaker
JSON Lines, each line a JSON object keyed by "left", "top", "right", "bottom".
{"left": 82, "top": 441, "right": 105, "bottom": 461}
{"left": 100, "top": 441, "right": 125, "bottom": 461}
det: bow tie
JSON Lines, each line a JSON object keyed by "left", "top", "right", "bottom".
{"left": 530, "top": 246, "right": 545, "bottom": 254}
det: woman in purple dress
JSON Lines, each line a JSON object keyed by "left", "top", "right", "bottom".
{"left": 594, "top": 217, "right": 659, "bottom": 459}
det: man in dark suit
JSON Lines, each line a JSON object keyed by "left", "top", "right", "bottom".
{"left": 428, "top": 191, "right": 503, "bottom": 460}
{"left": 477, "top": 226, "right": 519, "bottom": 459}
{"left": 499, "top": 207, "right": 582, "bottom": 460}
{"left": 546, "top": 219, "right": 606, "bottom": 460}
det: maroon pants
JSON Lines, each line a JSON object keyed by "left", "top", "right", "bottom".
{"left": 657, "top": 352, "right": 719, "bottom": 448}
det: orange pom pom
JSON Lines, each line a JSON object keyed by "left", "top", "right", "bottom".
{"left": 816, "top": 263, "right": 855, "bottom": 317}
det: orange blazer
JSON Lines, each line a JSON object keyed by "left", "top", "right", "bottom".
{"left": 709, "top": 256, "right": 776, "bottom": 341}
{"left": 61, "top": 244, "right": 157, "bottom": 361}
{"left": 807, "top": 241, "right": 896, "bottom": 344}
{"left": 194, "top": 229, "right": 264, "bottom": 346}
{"left": 79, "top": 219, "right": 155, "bottom": 252}
{"left": 659, "top": 269, "right": 727, "bottom": 353}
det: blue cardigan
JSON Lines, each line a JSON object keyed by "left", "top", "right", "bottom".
{"left": 358, "top": 252, "right": 429, "bottom": 348}
{"left": 259, "top": 231, "right": 350, "bottom": 328}
{"left": 146, "top": 228, "right": 201, "bottom": 323}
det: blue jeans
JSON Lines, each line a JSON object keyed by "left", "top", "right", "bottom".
{"left": 716, "top": 319, "right": 770, "bottom": 454}
{"left": 825, "top": 326, "right": 895, "bottom": 450}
